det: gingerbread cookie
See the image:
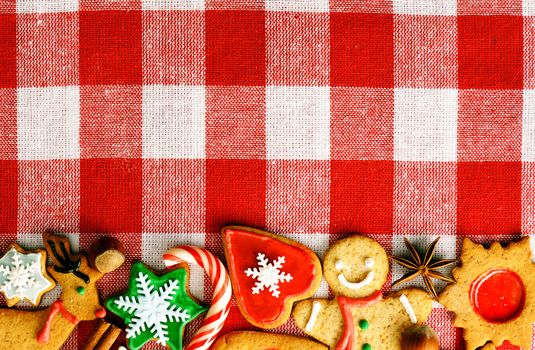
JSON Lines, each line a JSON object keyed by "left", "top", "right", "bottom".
{"left": 213, "top": 331, "right": 328, "bottom": 350}
{"left": 292, "top": 235, "right": 434, "bottom": 350}
{"left": 0, "top": 232, "right": 122, "bottom": 350}
{"left": 0, "top": 243, "right": 55, "bottom": 307}
{"left": 294, "top": 289, "right": 432, "bottom": 349}
{"left": 439, "top": 237, "right": 535, "bottom": 350}
{"left": 106, "top": 261, "right": 207, "bottom": 350}
{"left": 222, "top": 226, "right": 322, "bottom": 329}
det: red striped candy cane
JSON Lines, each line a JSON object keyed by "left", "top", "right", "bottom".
{"left": 163, "top": 246, "right": 232, "bottom": 350}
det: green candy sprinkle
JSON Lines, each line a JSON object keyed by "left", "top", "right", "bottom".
{"left": 362, "top": 343, "right": 372, "bottom": 350}
{"left": 359, "top": 319, "right": 369, "bottom": 330}
{"left": 76, "top": 286, "right": 85, "bottom": 295}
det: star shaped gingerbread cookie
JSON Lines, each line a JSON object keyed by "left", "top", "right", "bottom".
{"left": 0, "top": 243, "right": 55, "bottom": 307}
{"left": 439, "top": 237, "right": 535, "bottom": 350}
{"left": 106, "top": 261, "right": 207, "bottom": 350}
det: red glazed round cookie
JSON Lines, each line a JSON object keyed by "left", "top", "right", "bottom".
{"left": 440, "top": 237, "right": 535, "bottom": 350}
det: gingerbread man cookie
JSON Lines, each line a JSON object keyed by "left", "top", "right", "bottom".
{"left": 292, "top": 235, "right": 434, "bottom": 350}
{"left": 439, "top": 237, "right": 535, "bottom": 350}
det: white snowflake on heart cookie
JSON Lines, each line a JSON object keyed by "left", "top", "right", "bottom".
{"left": 0, "top": 244, "right": 55, "bottom": 306}
{"left": 245, "top": 253, "right": 293, "bottom": 298}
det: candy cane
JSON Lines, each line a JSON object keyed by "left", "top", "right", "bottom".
{"left": 163, "top": 246, "right": 232, "bottom": 350}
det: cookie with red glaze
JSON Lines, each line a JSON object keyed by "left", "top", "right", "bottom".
{"left": 222, "top": 226, "right": 322, "bottom": 329}
{"left": 439, "top": 237, "right": 535, "bottom": 350}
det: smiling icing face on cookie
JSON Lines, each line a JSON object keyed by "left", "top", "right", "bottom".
{"left": 335, "top": 256, "right": 376, "bottom": 290}
{"left": 323, "top": 236, "right": 389, "bottom": 298}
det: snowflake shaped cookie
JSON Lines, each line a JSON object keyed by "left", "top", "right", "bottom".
{"left": 106, "top": 262, "right": 207, "bottom": 350}
{"left": 0, "top": 243, "right": 55, "bottom": 306}
{"left": 245, "top": 253, "right": 293, "bottom": 298}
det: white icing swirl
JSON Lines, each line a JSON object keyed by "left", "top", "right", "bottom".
{"left": 305, "top": 301, "right": 322, "bottom": 332}
{"left": 399, "top": 294, "right": 417, "bottom": 324}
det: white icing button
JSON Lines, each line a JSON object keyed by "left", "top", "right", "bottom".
{"left": 365, "top": 257, "right": 375, "bottom": 269}
{"left": 399, "top": 294, "right": 417, "bottom": 324}
{"left": 335, "top": 260, "right": 344, "bottom": 271}
{"left": 118, "top": 347, "right": 127, "bottom": 350}
{"left": 305, "top": 301, "right": 322, "bottom": 332}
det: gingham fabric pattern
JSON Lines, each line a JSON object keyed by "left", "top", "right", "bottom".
{"left": 1, "top": 0, "right": 535, "bottom": 349}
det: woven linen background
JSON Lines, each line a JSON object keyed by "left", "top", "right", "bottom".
{"left": 1, "top": 0, "right": 535, "bottom": 348}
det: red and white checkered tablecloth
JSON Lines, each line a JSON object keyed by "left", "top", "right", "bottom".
{"left": 1, "top": 0, "right": 535, "bottom": 349}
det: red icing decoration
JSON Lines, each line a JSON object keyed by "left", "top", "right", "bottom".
{"left": 37, "top": 301, "right": 79, "bottom": 343}
{"left": 335, "top": 291, "right": 383, "bottom": 350}
{"left": 95, "top": 308, "right": 106, "bottom": 319}
{"left": 224, "top": 228, "right": 318, "bottom": 325}
{"left": 469, "top": 268, "right": 525, "bottom": 324}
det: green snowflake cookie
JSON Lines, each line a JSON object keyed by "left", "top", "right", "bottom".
{"left": 106, "top": 261, "right": 207, "bottom": 350}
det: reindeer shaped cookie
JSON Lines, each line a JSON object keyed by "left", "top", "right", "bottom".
{"left": 0, "top": 232, "right": 123, "bottom": 350}
{"left": 292, "top": 236, "right": 434, "bottom": 350}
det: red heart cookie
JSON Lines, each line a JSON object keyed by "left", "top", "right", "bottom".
{"left": 222, "top": 226, "right": 322, "bottom": 329}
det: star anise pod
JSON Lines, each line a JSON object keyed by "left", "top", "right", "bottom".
{"left": 390, "top": 237, "right": 457, "bottom": 300}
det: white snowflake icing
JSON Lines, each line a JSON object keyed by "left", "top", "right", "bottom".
{"left": 244, "top": 253, "right": 293, "bottom": 298}
{"left": 0, "top": 248, "right": 52, "bottom": 304}
{"left": 114, "top": 272, "right": 191, "bottom": 346}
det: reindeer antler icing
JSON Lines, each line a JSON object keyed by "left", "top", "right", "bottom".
{"left": 45, "top": 235, "right": 90, "bottom": 284}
